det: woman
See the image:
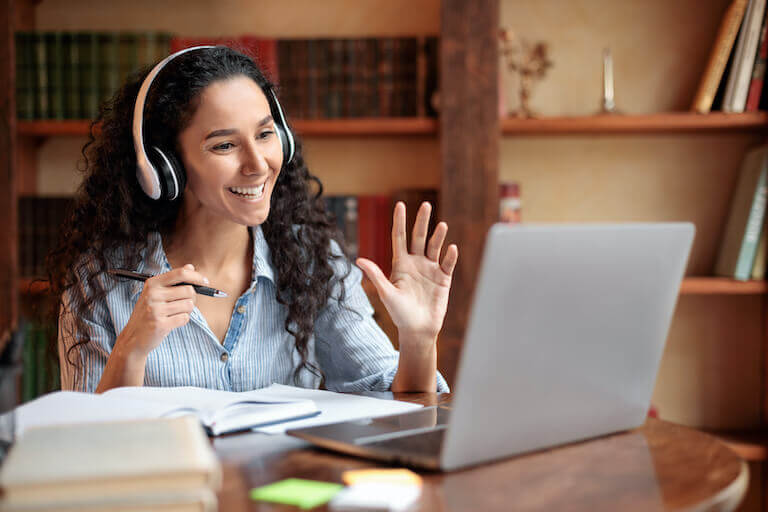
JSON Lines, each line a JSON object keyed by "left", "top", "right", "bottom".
{"left": 48, "top": 46, "right": 457, "bottom": 394}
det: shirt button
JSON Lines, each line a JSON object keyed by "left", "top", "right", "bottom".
{"left": 220, "top": 353, "right": 229, "bottom": 363}
{"left": 236, "top": 305, "right": 246, "bottom": 314}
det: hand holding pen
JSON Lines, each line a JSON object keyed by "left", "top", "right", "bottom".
{"left": 109, "top": 264, "right": 223, "bottom": 358}
{"left": 108, "top": 269, "right": 228, "bottom": 297}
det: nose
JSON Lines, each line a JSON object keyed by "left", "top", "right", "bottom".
{"left": 241, "top": 140, "right": 270, "bottom": 175}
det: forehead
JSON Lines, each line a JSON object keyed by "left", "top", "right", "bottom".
{"left": 189, "top": 76, "right": 271, "bottom": 128}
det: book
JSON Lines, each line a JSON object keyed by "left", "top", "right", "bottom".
{"left": 715, "top": 144, "right": 768, "bottom": 280}
{"left": 0, "top": 416, "right": 220, "bottom": 511}
{"left": 751, "top": 216, "right": 767, "bottom": 278}
{"left": 691, "top": 0, "right": 749, "bottom": 113}
{"left": 723, "top": 0, "right": 767, "bottom": 112}
{"left": 746, "top": 8, "right": 768, "bottom": 110}
{"left": 15, "top": 385, "right": 320, "bottom": 437}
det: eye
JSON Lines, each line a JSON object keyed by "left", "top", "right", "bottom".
{"left": 212, "top": 142, "right": 234, "bottom": 151}
{"left": 258, "top": 130, "right": 274, "bottom": 140}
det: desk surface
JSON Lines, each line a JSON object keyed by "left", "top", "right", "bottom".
{"left": 212, "top": 393, "right": 748, "bottom": 512}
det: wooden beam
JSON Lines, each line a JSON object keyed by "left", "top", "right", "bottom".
{"left": 0, "top": 0, "right": 19, "bottom": 351}
{"left": 438, "top": 0, "right": 499, "bottom": 385}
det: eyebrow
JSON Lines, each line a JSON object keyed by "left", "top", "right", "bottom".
{"left": 204, "top": 115, "right": 274, "bottom": 140}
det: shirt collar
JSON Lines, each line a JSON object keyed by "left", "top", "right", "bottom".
{"left": 129, "top": 226, "right": 275, "bottom": 300}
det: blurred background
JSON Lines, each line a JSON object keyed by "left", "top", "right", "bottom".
{"left": 2, "top": 1, "right": 768, "bottom": 509}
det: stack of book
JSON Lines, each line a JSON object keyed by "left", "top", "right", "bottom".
{"left": 0, "top": 417, "right": 222, "bottom": 512}
{"left": 15, "top": 31, "right": 172, "bottom": 120}
{"left": 692, "top": 0, "right": 768, "bottom": 113}
{"left": 715, "top": 144, "right": 768, "bottom": 280}
{"left": 18, "top": 196, "right": 73, "bottom": 278}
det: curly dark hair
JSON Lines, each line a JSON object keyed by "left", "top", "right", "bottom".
{"left": 47, "top": 45, "right": 350, "bottom": 387}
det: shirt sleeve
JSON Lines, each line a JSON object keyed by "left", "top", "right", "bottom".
{"left": 313, "top": 243, "right": 449, "bottom": 393}
{"left": 58, "top": 270, "right": 116, "bottom": 393}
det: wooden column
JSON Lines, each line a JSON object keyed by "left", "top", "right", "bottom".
{"left": 0, "top": 0, "right": 18, "bottom": 352}
{"left": 438, "top": 0, "right": 499, "bottom": 385}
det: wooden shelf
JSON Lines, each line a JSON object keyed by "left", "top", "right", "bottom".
{"left": 705, "top": 428, "right": 768, "bottom": 461}
{"left": 679, "top": 277, "right": 768, "bottom": 295}
{"left": 17, "top": 118, "right": 439, "bottom": 138}
{"left": 501, "top": 112, "right": 768, "bottom": 135}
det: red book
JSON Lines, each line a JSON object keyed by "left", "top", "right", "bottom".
{"left": 169, "top": 36, "right": 278, "bottom": 84}
{"left": 357, "top": 195, "right": 392, "bottom": 278}
{"left": 746, "top": 13, "right": 768, "bottom": 111}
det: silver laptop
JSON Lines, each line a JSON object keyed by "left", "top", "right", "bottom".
{"left": 288, "top": 223, "right": 695, "bottom": 471}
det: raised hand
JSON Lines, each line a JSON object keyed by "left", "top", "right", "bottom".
{"left": 356, "top": 201, "right": 458, "bottom": 341}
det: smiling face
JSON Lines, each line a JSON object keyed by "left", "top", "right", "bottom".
{"left": 177, "top": 75, "right": 284, "bottom": 227}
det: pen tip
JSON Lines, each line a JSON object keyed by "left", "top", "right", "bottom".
{"left": 215, "top": 291, "right": 228, "bottom": 298}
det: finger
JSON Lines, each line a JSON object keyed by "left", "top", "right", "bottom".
{"left": 155, "top": 264, "right": 210, "bottom": 287}
{"left": 440, "top": 244, "right": 458, "bottom": 276}
{"left": 156, "top": 285, "right": 197, "bottom": 303}
{"left": 410, "top": 202, "right": 432, "bottom": 255}
{"left": 391, "top": 202, "right": 407, "bottom": 259}
{"left": 356, "top": 258, "right": 394, "bottom": 300}
{"left": 426, "top": 222, "right": 447, "bottom": 262}
{"left": 166, "top": 313, "right": 191, "bottom": 330}
{"left": 163, "top": 298, "right": 195, "bottom": 316}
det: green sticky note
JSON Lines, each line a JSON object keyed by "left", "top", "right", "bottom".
{"left": 250, "top": 478, "right": 344, "bottom": 509}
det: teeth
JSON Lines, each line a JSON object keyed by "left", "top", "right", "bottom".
{"left": 229, "top": 183, "right": 265, "bottom": 197}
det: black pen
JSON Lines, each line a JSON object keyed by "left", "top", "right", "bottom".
{"left": 107, "top": 269, "right": 228, "bottom": 298}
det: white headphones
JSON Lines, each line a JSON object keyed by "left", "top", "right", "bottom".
{"left": 132, "top": 45, "right": 295, "bottom": 200}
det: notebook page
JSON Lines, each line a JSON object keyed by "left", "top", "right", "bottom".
{"left": 103, "top": 386, "right": 316, "bottom": 425}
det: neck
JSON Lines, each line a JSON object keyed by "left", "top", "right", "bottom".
{"left": 164, "top": 205, "right": 252, "bottom": 275}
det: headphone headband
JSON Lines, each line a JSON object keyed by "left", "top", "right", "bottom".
{"left": 132, "top": 45, "right": 294, "bottom": 201}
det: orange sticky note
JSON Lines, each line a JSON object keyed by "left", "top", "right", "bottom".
{"left": 341, "top": 468, "right": 422, "bottom": 487}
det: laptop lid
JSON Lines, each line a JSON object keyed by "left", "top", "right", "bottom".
{"left": 440, "top": 223, "right": 694, "bottom": 470}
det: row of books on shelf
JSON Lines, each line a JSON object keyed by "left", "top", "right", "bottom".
{"left": 15, "top": 31, "right": 439, "bottom": 121}
{"left": 693, "top": 0, "right": 768, "bottom": 113}
{"left": 15, "top": 31, "right": 173, "bottom": 121}
{"left": 18, "top": 196, "right": 72, "bottom": 279}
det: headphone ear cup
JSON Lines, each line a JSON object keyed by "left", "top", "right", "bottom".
{"left": 274, "top": 124, "right": 291, "bottom": 167}
{"left": 148, "top": 146, "right": 185, "bottom": 201}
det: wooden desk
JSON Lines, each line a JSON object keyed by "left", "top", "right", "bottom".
{"left": 213, "top": 393, "right": 748, "bottom": 511}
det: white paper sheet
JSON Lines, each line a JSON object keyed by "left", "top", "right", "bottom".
{"left": 244, "top": 384, "right": 424, "bottom": 434}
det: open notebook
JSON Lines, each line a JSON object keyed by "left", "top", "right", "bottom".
{"left": 14, "top": 386, "right": 320, "bottom": 436}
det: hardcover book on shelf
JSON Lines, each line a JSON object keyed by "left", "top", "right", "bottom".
{"left": 0, "top": 416, "right": 220, "bottom": 512}
{"left": 715, "top": 144, "right": 768, "bottom": 280}
{"left": 692, "top": 0, "right": 749, "bottom": 113}
{"left": 745, "top": 7, "right": 768, "bottom": 110}
{"left": 723, "top": 0, "right": 767, "bottom": 112}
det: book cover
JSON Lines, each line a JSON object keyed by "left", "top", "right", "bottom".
{"left": 377, "top": 38, "right": 395, "bottom": 117}
{"left": 62, "top": 32, "right": 81, "bottom": 120}
{"left": 746, "top": 8, "right": 768, "bottom": 110}
{"left": 723, "top": 0, "right": 767, "bottom": 112}
{"left": 691, "top": 0, "right": 749, "bottom": 113}
{"left": 0, "top": 417, "right": 221, "bottom": 508}
{"left": 715, "top": 144, "right": 768, "bottom": 280}
{"left": 32, "top": 32, "right": 48, "bottom": 119}
{"left": 97, "top": 32, "right": 120, "bottom": 106}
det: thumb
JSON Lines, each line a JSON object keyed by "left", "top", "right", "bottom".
{"left": 356, "top": 258, "right": 393, "bottom": 299}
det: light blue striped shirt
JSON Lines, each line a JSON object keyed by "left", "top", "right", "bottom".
{"left": 58, "top": 225, "right": 449, "bottom": 393}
